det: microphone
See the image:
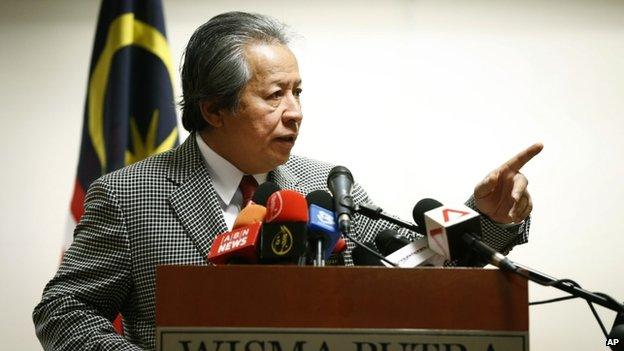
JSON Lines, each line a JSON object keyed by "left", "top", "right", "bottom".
{"left": 316, "top": 185, "right": 399, "bottom": 267}
{"left": 375, "top": 229, "right": 410, "bottom": 254}
{"left": 374, "top": 229, "right": 440, "bottom": 268}
{"left": 209, "top": 189, "right": 310, "bottom": 265}
{"left": 252, "top": 181, "right": 280, "bottom": 206}
{"left": 413, "top": 198, "right": 516, "bottom": 270}
{"left": 205, "top": 185, "right": 276, "bottom": 265}
{"left": 208, "top": 197, "right": 269, "bottom": 264}
{"left": 327, "top": 166, "right": 355, "bottom": 234}
{"left": 232, "top": 204, "right": 267, "bottom": 229}
{"left": 261, "top": 190, "right": 309, "bottom": 264}
{"left": 305, "top": 190, "right": 342, "bottom": 266}
{"left": 207, "top": 209, "right": 264, "bottom": 264}
{"left": 265, "top": 189, "right": 309, "bottom": 223}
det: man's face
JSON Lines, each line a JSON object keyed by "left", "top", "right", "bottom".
{"left": 211, "top": 43, "right": 303, "bottom": 174}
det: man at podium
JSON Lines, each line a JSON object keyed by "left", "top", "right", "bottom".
{"left": 33, "top": 11, "right": 541, "bottom": 351}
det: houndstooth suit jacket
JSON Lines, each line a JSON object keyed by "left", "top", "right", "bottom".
{"left": 33, "top": 134, "right": 529, "bottom": 350}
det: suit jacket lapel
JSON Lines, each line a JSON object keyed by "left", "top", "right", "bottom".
{"left": 167, "top": 134, "right": 227, "bottom": 260}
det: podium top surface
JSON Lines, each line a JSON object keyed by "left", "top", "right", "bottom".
{"left": 156, "top": 265, "right": 528, "bottom": 331}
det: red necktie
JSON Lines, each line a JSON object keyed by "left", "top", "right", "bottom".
{"left": 239, "top": 175, "right": 258, "bottom": 208}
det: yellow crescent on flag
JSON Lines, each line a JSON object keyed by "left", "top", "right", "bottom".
{"left": 88, "top": 13, "right": 177, "bottom": 172}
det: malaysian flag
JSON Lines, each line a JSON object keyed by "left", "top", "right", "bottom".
{"left": 65, "top": 0, "right": 179, "bottom": 333}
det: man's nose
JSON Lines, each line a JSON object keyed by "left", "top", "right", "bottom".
{"left": 282, "top": 92, "right": 303, "bottom": 126}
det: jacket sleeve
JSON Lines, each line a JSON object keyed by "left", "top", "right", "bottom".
{"left": 33, "top": 178, "right": 143, "bottom": 350}
{"left": 464, "top": 195, "right": 529, "bottom": 255}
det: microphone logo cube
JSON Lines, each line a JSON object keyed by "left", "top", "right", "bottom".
{"left": 260, "top": 222, "right": 308, "bottom": 262}
{"left": 309, "top": 204, "right": 336, "bottom": 232}
{"left": 424, "top": 204, "right": 480, "bottom": 260}
{"left": 216, "top": 227, "right": 250, "bottom": 254}
{"left": 207, "top": 222, "right": 262, "bottom": 264}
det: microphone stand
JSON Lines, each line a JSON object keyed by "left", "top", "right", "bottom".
{"left": 465, "top": 233, "right": 624, "bottom": 347}
{"left": 465, "top": 233, "right": 624, "bottom": 313}
{"left": 353, "top": 203, "right": 420, "bottom": 233}
{"left": 513, "top": 261, "right": 624, "bottom": 349}
{"left": 510, "top": 262, "right": 624, "bottom": 314}
{"left": 461, "top": 232, "right": 624, "bottom": 313}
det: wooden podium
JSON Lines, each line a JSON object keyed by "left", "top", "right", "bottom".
{"left": 156, "top": 265, "right": 528, "bottom": 351}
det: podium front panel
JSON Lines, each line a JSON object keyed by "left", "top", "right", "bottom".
{"left": 156, "top": 265, "right": 528, "bottom": 331}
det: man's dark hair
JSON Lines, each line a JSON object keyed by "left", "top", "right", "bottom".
{"left": 180, "top": 11, "right": 291, "bottom": 132}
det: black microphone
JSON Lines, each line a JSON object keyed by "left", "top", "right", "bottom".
{"left": 251, "top": 181, "right": 281, "bottom": 206}
{"left": 412, "top": 198, "right": 441, "bottom": 233}
{"left": 327, "top": 166, "right": 355, "bottom": 234}
{"left": 306, "top": 190, "right": 334, "bottom": 211}
{"left": 375, "top": 229, "right": 410, "bottom": 255}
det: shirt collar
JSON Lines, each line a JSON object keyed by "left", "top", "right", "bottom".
{"left": 195, "top": 133, "right": 267, "bottom": 205}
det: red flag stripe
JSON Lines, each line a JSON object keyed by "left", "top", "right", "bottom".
{"left": 70, "top": 180, "right": 86, "bottom": 223}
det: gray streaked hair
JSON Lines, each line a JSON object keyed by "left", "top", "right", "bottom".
{"left": 180, "top": 11, "right": 291, "bottom": 132}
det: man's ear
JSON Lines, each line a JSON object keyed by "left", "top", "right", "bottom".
{"left": 199, "top": 100, "right": 224, "bottom": 128}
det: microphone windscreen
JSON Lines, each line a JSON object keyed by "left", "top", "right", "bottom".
{"left": 252, "top": 182, "right": 281, "bottom": 206}
{"left": 412, "top": 198, "right": 444, "bottom": 231}
{"left": 233, "top": 204, "right": 267, "bottom": 229}
{"left": 374, "top": 229, "right": 410, "bottom": 256}
{"left": 265, "top": 190, "right": 309, "bottom": 223}
{"left": 305, "top": 190, "right": 335, "bottom": 211}
{"left": 352, "top": 242, "right": 384, "bottom": 266}
{"left": 327, "top": 166, "right": 354, "bottom": 189}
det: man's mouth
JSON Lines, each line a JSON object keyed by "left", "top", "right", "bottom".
{"left": 275, "top": 135, "right": 297, "bottom": 143}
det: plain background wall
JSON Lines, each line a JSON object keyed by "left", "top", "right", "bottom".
{"left": 1, "top": 0, "right": 623, "bottom": 350}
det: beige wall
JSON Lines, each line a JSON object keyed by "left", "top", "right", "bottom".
{"left": 1, "top": 0, "right": 623, "bottom": 349}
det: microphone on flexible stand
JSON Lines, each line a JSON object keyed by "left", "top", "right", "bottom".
{"left": 327, "top": 166, "right": 355, "bottom": 234}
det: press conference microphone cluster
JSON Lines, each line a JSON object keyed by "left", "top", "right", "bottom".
{"left": 208, "top": 182, "right": 346, "bottom": 266}
{"left": 208, "top": 183, "right": 308, "bottom": 265}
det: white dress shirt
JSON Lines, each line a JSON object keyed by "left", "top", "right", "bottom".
{"left": 195, "top": 134, "right": 267, "bottom": 230}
